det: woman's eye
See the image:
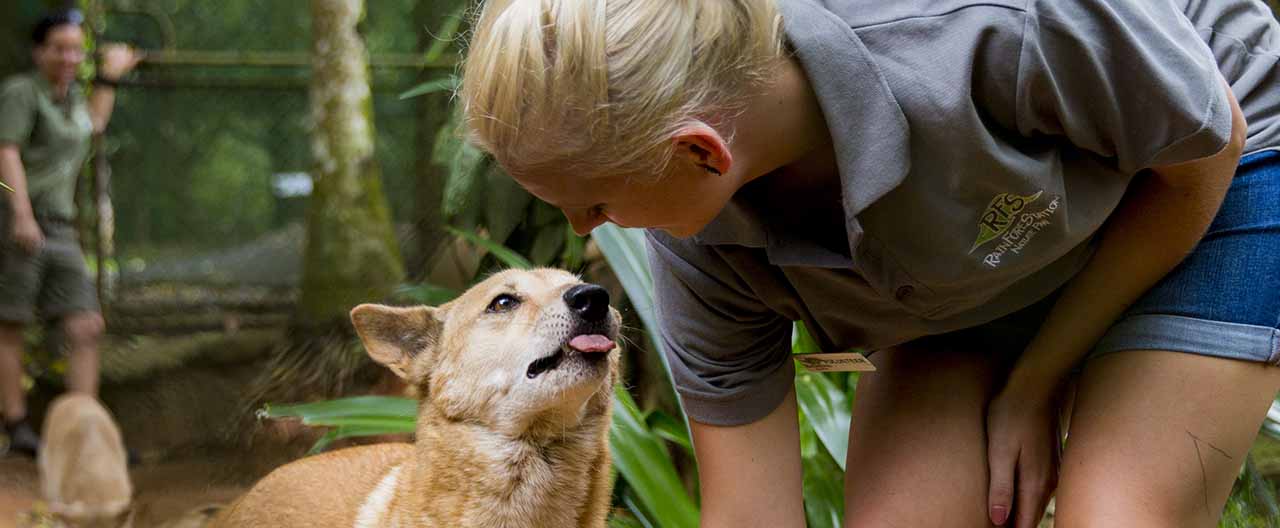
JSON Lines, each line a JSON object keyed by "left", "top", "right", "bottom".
{"left": 486, "top": 294, "right": 521, "bottom": 313}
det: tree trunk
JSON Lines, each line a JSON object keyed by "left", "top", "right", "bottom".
{"left": 408, "top": 0, "right": 456, "bottom": 279}
{"left": 298, "top": 0, "right": 405, "bottom": 328}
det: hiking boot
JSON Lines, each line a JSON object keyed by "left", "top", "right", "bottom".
{"left": 3, "top": 419, "right": 40, "bottom": 458}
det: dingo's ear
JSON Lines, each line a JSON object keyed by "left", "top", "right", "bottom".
{"left": 350, "top": 304, "right": 442, "bottom": 380}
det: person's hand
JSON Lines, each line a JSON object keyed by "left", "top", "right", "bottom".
{"left": 11, "top": 213, "right": 44, "bottom": 254}
{"left": 986, "top": 383, "right": 1062, "bottom": 527}
{"left": 97, "top": 44, "right": 143, "bottom": 81}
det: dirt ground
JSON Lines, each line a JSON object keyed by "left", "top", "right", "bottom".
{"left": 0, "top": 452, "right": 259, "bottom": 528}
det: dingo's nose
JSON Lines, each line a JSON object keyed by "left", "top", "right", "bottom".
{"left": 564, "top": 284, "right": 609, "bottom": 322}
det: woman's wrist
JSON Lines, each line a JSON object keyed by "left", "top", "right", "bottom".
{"left": 1001, "top": 353, "right": 1068, "bottom": 401}
{"left": 92, "top": 75, "right": 121, "bottom": 87}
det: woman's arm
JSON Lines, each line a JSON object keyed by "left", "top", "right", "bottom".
{"left": 985, "top": 77, "right": 1247, "bottom": 527}
{"left": 692, "top": 388, "right": 806, "bottom": 528}
{"left": 1005, "top": 76, "right": 1245, "bottom": 398}
{"left": 88, "top": 44, "right": 142, "bottom": 134}
{"left": 0, "top": 145, "right": 43, "bottom": 253}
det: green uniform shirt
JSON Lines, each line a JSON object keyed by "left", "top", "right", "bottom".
{"left": 0, "top": 71, "right": 92, "bottom": 221}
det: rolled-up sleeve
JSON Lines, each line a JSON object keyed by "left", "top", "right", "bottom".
{"left": 645, "top": 231, "right": 795, "bottom": 426}
{"left": 1016, "top": 0, "right": 1233, "bottom": 174}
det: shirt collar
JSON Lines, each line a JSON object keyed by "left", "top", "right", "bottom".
{"left": 28, "top": 70, "right": 82, "bottom": 105}
{"left": 690, "top": 0, "right": 912, "bottom": 266}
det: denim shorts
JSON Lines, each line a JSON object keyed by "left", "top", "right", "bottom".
{"left": 957, "top": 149, "right": 1280, "bottom": 366}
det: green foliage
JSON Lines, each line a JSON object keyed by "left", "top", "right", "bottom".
{"left": 446, "top": 226, "right": 533, "bottom": 269}
{"left": 1221, "top": 456, "right": 1280, "bottom": 528}
{"left": 188, "top": 134, "right": 274, "bottom": 241}
{"left": 1264, "top": 399, "right": 1280, "bottom": 441}
{"left": 610, "top": 385, "right": 700, "bottom": 528}
{"left": 263, "top": 396, "right": 417, "bottom": 455}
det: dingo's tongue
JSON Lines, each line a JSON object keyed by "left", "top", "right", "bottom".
{"left": 569, "top": 335, "right": 615, "bottom": 354}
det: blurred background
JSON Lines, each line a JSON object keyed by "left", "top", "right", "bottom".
{"left": 0, "top": 1, "right": 1277, "bottom": 527}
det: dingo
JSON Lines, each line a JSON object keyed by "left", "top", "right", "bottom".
{"left": 215, "top": 269, "right": 622, "bottom": 527}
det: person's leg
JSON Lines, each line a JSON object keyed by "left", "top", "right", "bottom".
{"left": 843, "top": 337, "right": 1019, "bottom": 528}
{"left": 38, "top": 223, "right": 104, "bottom": 397}
{"left": 1055, "top": 350, "right": 1279, "bottom": 527}
{"left": 0, "top": 321, "right": 40, "bottom": 456}
{"left": 0, "top": 321, "right": 28, "bottom": 421}
{"left": 61, "top": 311, "right": 104, "bottom": 396}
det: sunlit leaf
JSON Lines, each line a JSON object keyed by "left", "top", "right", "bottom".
{"left": 645, "top": 410, "right": 694, "bottom": 458}
{"left": 795, "top": 368, "right": 852, "bottom": 471}
{"left": 398, "top": 76, "right": 459, "bottom": 100}
{"left": 610, "top": 385, "right": 700, "bottom": 528}
{"left": 447, "top": 226, "right": 533, "bottom": 269}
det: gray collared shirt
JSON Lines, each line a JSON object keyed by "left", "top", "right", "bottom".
{"left": 647, "top": 0, "right": 1280, "bottom": 426}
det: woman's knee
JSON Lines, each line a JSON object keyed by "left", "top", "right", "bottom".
{"left": 1054, "top": 478, "right": 1213, "bottom": 528}
{"left": 63, "top": 312, "right": 105, "bottom": 346}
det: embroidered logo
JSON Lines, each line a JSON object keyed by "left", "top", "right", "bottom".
{"left": 970, "top": 190, "right": 1063, "bottom": 269}
{"left": 969, "top": 191, "right": 1044, "bottom": 254}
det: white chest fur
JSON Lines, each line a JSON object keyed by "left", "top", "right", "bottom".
{"left": 354, "top": 465, "right": 403, "bottom": 528}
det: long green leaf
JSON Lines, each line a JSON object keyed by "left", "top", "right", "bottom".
{"left": 608, "top": 510, "right": 648, "bottom": 528}
{"left": 795, "top": 368, "right": 852, "bottom": 471}
{"left": 305, "top": 424, "right": 419, "bottom": 456}
{"left": 610, "top": 385, "right": 700, "bottom": 528}
{"left": 645, "top": 410, "right": 694, "bottom": 458}
{"left": 0, "top": 181, "right": 12, "bottom": 192}
{"left": 423, "top": 4, "right": 467, "bottom": 64}
{"left": 447, "top": 226, "right": 534, "bottom": 269}
{"left": 592, "top": 225, "right": 685, "bottom": 427}
{"left": 262, "top": 396, "right": 418, "bottom": 424}
{"left": 398, "top": 76, "right": 460, "bottom": 100}
{"left": 800, "top": 444, "right": 846, "bottom": 528}
{"left": 1264, "top": 400, "right": 1280, "bottom": 440}
{"left": 621, "top": 491, "right": 657, "bottom": 528}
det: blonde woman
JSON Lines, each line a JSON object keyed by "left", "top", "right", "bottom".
{"left": 462, "top": 1, "right": 1280, "bottom": 527}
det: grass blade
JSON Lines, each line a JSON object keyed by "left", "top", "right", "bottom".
{"left": 447, "top": 226, "right": 534, "bottom": 269}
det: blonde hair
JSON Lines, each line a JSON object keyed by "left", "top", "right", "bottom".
{"left": 461, "top": 0, "right": 784, "bottom": 179}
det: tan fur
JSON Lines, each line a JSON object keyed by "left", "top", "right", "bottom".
{"left": 38, "top": 394, "right": 133, "bottom": 528}
{"left": 215, "top": 269, "right": 621, "bottom": 528}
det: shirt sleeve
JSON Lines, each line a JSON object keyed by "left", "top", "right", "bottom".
{"left": 645, "top": 231, "right": 795, "bottom": 426}
{"left": 1016, "top": 0, "right": 1233, "bottom": 175}
{"left": 0, "top": 78, "right": 36, "bottom": 147}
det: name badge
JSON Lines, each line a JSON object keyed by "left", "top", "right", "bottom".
{"left": 793, "top": 352, "right": 876, "bottom": 372}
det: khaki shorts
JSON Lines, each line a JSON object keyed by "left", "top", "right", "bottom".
{"left": 0, "top": 214, "right": 100, "bottom": 325}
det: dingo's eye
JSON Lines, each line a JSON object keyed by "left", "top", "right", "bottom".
{"left": 486, "top": 294, "right": 521, "bottom": 313}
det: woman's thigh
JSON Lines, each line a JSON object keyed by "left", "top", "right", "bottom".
{"left": 1056, "top": 350, "right": 1279, "bottom": 527}
{"left": 844, "top": 338, "right": 1018, "bottom": 528}
{"left": 1058, "top": 150, "right": 1280, "bottom": 526}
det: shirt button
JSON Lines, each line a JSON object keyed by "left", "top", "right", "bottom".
{"left": 894, "top": 285, "right": 915, "bottom": 300}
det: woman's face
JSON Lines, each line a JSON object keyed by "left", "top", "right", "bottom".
{"left": 513, "top": 153, "right": 741, "bottom": 239}
{"left": 34, "top": 25, "right": 86, "bottom": 88}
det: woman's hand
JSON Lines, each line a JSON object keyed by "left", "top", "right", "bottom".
{"left": 11, "top": 213, "right": 44, "bottom": 254}
{"left": 986, "top": 382, "right": 1062, "bottom": 527}
{"left": 97, "top": 44, "right": 143, "bottom": 81}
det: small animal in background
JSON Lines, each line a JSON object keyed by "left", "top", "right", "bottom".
{"left": 214, "top": 268, "right": 622, "bottom": 528}
{"left": 38, "top": 394, "right": 133, "bottom": 528}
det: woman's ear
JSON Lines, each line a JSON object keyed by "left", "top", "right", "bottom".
{"left": 673, "top": 123, "right": 733, "bottom": 177}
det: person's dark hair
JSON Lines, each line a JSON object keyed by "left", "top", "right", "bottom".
{"left": 31, "top": 9, "right": 84, "bottom": 46}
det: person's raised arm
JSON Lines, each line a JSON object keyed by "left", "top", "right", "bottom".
{"left": 87, "top": 44, "right": 141, "bottom": 134}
